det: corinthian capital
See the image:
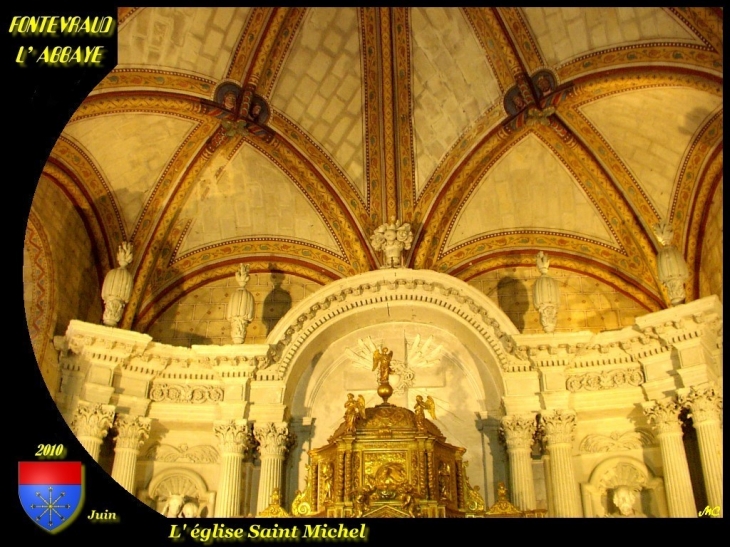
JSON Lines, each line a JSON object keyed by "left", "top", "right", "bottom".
{"left": 678, "top": 383, "right": 723, "bottom": 426}
{"left": 642, "top": 399, "right": 683, "bottom": 435}
{"left": 71, "top": 401, "right": 115, "bottom": 439}
{"left": 500, "top": 414, "right": 537, "bottom": 449}
{"left": 113, "top": 414, "right": 152, "bottom": 451}
{"left": 254, "top": 422, "right": 294, "bottom": 457}
{"left": 538, "top": 409, "right": 576, "bottom": 445}
{"left": 214, "top": 419, "right": 253, "bottom": 456}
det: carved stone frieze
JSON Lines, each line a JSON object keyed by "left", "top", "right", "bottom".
{"left": 71, "top": 401, "right": 115, "bottom": 439}
{"left": 113, "top": 414, "right": 152, "bottom": 450}
{"left": 538, "top": 409, "right": 576, "bottom": 445}
{"left": 214, "top": 420, "right": 253, "bottom": 456}
{"left": 566, "top": 368, "right": 644, "bottom": 392}
{"left": 579, "top": 429, "right": 655, "bottom": 452}
{"left": 149, "top": 383, "right": 224, "bottom": 404}
{"left": 144, "top": 442, "right": 221, "bottom": 463}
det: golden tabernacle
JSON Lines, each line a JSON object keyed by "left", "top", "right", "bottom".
{"left": 290, "top": 348, "right": 486, "bottom": 518}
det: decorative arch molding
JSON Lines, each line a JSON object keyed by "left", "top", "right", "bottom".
{"left": 264, "top": 268, "right": 521, "bottom": 404}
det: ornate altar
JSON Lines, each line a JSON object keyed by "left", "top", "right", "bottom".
{"left": 291, "top": 351, "right": 483, "bottom": 518}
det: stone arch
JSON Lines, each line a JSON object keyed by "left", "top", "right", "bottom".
{"left": 266, "top": 269, "right": 521, "bottom": 408}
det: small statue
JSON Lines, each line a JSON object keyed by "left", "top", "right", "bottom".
{"left": 413, "top": 395, "right": 436, "bottom": 431}
{"left": 101, "top": 241, "right": 134, "bottom": 327}
{"left": 344, "top": 393, "right": 366, "bottom": 433}
{"left": 180, "top": 500, "right": 199, "bottom": 518}
{"left": 351, "top": 485, "right": 374, "bottom": 517}
{"left": 438, "top": 462, "right": 451, "bottom": 500}
{"left": 371, "top": 217, "right": 413, "bottom": 268}
{"left": 226, "top": 264, "right": 255, "bottom": 343}
{"left": 372, "top": 347, "right": 394, "bottom": 385}
{"left": 160, "top": 494, "right": 186, "bottom": 517}
{"left": 399, "top": 483, "right": 420, "bottom": 517}
{"left": 321, "top": 462, "right": 334, "bottom": 502}
{"left": 611, "top": 485, "right": 643, "bottom": 517}
{"left": 258, "top": 487, "right": 291, "bottom": 517}
{"left": 653, "top": 220, "right": 689, "bottom": 306}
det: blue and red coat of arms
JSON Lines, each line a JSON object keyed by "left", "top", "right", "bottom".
{"left": 18, "top": 461, "right": 84, "bottom": 533}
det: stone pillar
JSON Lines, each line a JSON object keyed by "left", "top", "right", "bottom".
{"left": 70, "top": 400, "right": 115, "bottom": 462}
{"left": 538, "top": 409, "right": 581, "bottom": 517}
{"left": 254, "top": 422, "right": 292, "bottom": 513}
{"left": 500, "top": 414, "right": 537, "bottom": 511}
{"left": 678, "top": 384, "right": 723, "bottom": 512}
{"left": 214, "top": 420, "right": 252, "bottom": 517}
{"left": 642, "top": 399, "right": 697, "bottom": 517}
{"left": 111, "top": 414, "right": 151, "bottom": 493}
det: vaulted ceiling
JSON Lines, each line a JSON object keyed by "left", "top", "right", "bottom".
{"left": 40, "top": 7, "right": 723, "bottom": 334}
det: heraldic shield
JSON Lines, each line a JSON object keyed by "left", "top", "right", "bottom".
{"left": 19, "top": 461, "right": 84, "bottom": 533}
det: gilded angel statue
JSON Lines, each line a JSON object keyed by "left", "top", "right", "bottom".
{"left": 372, "top": 347, "right": 394, "bottom": 385}
{"left": 344, "top": 393, "right": 366, "bottom": 433}
{"left": 414, "top": 395, "right": 436, "bottom": 430}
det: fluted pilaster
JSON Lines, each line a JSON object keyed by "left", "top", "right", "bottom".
{"left": 538, "top": 409, "right": 582, "bottom": 517}
{"left": 214, "top": 419, "right": 253, "bottom": 517}
{"left": 678, "top": 384, "right": 723, "bottom": 512}
{"left": 642, "top": 399, "right": 696, "bottom": 517}
{"left": 254, "top": 422, "right": 293, "bottom": 513}
{"left": 111, "top": 414, "right": 151, "bottom": 493}
{"left": 70, "top": 401, "right": 115, "bottom": 461}
{"left": 500, "top": 414, "right": 537, "bottom": 510}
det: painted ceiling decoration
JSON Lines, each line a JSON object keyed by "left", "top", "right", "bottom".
{"left": 44, "top": 7, "right": 722, "bottom": 332}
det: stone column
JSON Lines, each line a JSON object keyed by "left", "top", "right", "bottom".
{"left": 642, "top": 399, "right": 696, "bottom": 517}
{"left": 500, "top": 414, "right": 537, "bottom": 511}
{"left": 70, "top": 400, "right": 115, "bottom": 462}
{"left": 111, "top": 414, "right": 151, "bottom": 493}
{"left": 538, "top": 409, "right": 582, "bottom": 517}
{"left": 678, "top": 384, "right": 723, "bottom": 512}
{"left": 214, "top": 420, "right": 252, "bottom": 517}
{"left": 254, "top": 422, "right": 293, "bottom": 513}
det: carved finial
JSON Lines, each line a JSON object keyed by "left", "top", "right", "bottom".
{"left": 536, "top": 251, "right": 550, "bottom": 275}
{"left": 116, "top": 241, "right": 133, "bottom": 268}
{"left": 653, "top": 220, "right": 674, "bottom": 247}
{"left": 235, "top": 264, "right": 251, "bottom": 288}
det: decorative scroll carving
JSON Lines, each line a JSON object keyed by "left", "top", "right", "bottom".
{"left": 71, "top": 401, "right": 115, "bottom": 439}
{"left": 500, "top": 414, "right": 537, "bottom": 450}
{"left": 113, "top": 414, "right": 151, "bottom": 450}
{"left": 144, "top": 442, "right": 220, "bottom": 463}
{"left": 678, "top": 383, "right": 723, "bottom": 425}
{"left": 579, "top": 429, "right": 655, "bottom": 453}
{"left": 253, "top": 422, "right": 292, "bottom": 457}
{"left": 214, "top": 420, "right": 253, "bottom": 456}
{"left": 566, "top": 368, "right": 644, "bottom": 392}
{"left": 538, "top": 409, "right": 576, "bottom": 445}
{"left": 149, "top": 383, "right": 224, "bottom": 404}
{"left": 642, "top": 399, "right": 683, "bottom": 435}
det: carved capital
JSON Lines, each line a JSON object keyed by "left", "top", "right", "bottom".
{"left": 214, "top": 420, "right": 253, "bottom": 456}
{"left": 254, "top": 422, "right": 293, "bottom": 457}
{"left": 678, "top": 383, "right": 723, "bottom": 426}
{"left": 71, "top": 401, "right": 115, "bottom": 440}
{"left": 113, "top": 414, "right": 151, "bottom": 451}
{"left": 500, "top": 414, "right": 537, "bottom": 450}
{"left": 538, "top": 409, "right": 576, "bottom": 445}
{"left": 642, "top": 399, "right": 683, "bottom": 435}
